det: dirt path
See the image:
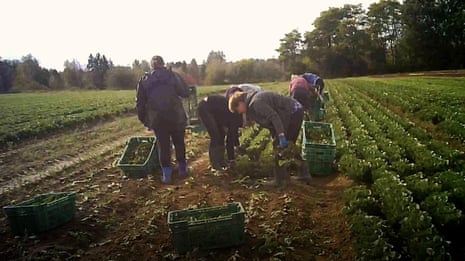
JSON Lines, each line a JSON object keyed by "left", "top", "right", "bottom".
{"left": 0, "top": 118, "right": 354, "bottom": 260}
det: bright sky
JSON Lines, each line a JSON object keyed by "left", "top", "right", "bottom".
{"left": 1, "top": 0, "right": 377, "bottom": 71}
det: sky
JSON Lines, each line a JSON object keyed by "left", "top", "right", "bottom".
{"left": 1, "top": 0, "right": 377, "bottom": 71}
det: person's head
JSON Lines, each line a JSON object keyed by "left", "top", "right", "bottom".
{"left": 225, "top": 85, "right": 243, "bottom": 99}
{"left": 290, "top": 74, "right": 299, "bottom": 80}
{"left": 151, "top": 55, "right": 165, "bottom": 69}
{"left": 229, "top": 91, "right": 247, "bottom": 114}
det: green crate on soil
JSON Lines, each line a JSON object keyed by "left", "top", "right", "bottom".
{"left": 168, "top": 202, "right": 245, "bottom": 254}
{"left": 117, "top": 136, "right": 158, "bottom": 179}
{"left": 306, "top": 160, "right": 335, "bottom": 176}
{"left": 3, "top": 192, "right": 76, "bottom": 235}
{"left": 302, "top": 121, "right": 336, "bottom": 176}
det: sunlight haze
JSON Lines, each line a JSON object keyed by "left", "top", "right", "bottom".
{"left": 2, "top": 0, "right": 376, "bottom": 70}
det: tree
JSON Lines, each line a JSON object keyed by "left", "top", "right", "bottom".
{"left": 63, "top": 59, "right": 83, "bottom": 88}
{"left": 0, "top": 58, "right": 18, "bottom": 93}
{"left": 187, "top": 59, "right": 200, "bottom": 84}
{"left": 402, "top": 0, "right": 465, "bottom": 70}
{"left": 48, "top": 69, "right": 64, "bottom": 90}
{"left": 204, "top": 51, "right": 228, "bottom": 85}
{"left": 276, "top": 29, "right": 306, "bottom": 74}
{"left": 368, "top": 0, "right": 403, "bottom": 69}
{"left": 105, "top": 66, "right": 138, "bottom": 89}
{"left": 13, "top": 55, "right": 49, "bottom": 90}
{"left": 86, "top": 53, "right": 111, "bottom": 89}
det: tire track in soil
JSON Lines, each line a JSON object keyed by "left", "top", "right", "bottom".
{"left": 0, "top": 135, "right": 135, "bottom": 196}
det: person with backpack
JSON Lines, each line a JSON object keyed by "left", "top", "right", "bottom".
{"left": 136, "top": 55, "right": 190, "bottom": 184}
{"left": 198, "top": 95, "right": 243, "bottom": 171}
{"left": 228, "top": 91, "right": 309, "bottom": 188}
{"left": 302, "top": 72, "right": 325, "bottom": 94}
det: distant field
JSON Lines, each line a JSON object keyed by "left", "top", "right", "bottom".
{"left": 0, "top": 86, "right": 228, "bottom": 147}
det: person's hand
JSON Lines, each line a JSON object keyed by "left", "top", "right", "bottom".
{"left": 279, "top": 134, "right": 288, "bottom": 148}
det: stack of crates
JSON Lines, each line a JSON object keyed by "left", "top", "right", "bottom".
{"left": 302, "top": 121, "right": 336, "bottom": 176}
{"left": 168, "top": 202, "right": 245, "bottom": 254}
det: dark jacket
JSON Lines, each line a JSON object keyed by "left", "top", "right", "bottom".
{"left": 202, "top": 95, "right": 243, "bottom": 152}
{"left": 245, "top": 91, "right": 294, "bottom": 135}
{"left": 136, "top": 69, "right": 189, "bottom": 129}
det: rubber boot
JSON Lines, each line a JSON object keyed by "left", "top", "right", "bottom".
{"left": 209, "top": 146, "right": 226, "bottom": 171}
{"left": 162, "top": 167, "right": 172, "bottom": 184}
{"left": 292, "top": 160, "right": 311, "bottom": 184}
{"left": 178, "top": 161, "right": 188, "bottom": 178}
{"left": 264, "top": 167, "right": 289, "bottom": 188}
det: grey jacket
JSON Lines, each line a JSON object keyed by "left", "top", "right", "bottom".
{"left": 245, "top": 91, "right": 295, "bottom": 135}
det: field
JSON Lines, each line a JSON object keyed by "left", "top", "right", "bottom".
{"left": 1, "top": 76, "right": 465, "bottom": 260}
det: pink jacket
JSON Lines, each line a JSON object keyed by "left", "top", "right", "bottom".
{"left": 289, "top": 77, "right": 313, "bottom": 94}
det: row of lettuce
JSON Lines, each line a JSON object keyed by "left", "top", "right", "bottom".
{"left": 328, "top": 80, "right": 465, "bottom": 260}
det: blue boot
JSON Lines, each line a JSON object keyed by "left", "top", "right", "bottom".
{"left": 162, "top": 167, "right": 172, "bottom": 184}
{"left": 178, "top": 161, "right": 188, "bottom": 178}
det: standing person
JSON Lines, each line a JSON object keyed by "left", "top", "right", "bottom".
{"left": 228, "top": 91, "right": 309, "bottom": 187}
{"left": 198, "top": 95, "right": 243, "bottom": 171}
{"left": 136, "top": 55, "right": 190, "bottom": 184}
{"left": 302, "top": 72, "right": 325, "bottom": 94}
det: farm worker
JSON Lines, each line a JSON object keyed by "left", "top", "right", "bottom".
{"left": 136, "top": 55, "right": 190, "bottom": 184}
{"left": 228, "top": 91, "right": 309, "bottom": 187}
{"left": 302, "top": 72, "right": 325, "bottom": 94}
{"left": 225, "top": 84, "right": 263, "bottom": 127}
{"left": 197, "top": 95, "right": 243, "bottom": 171}
{"left": 289, "top": 74, "right": 323, "bottom": 112}
{"left": 224, "top": 84, "right": 262, "bottom": 98}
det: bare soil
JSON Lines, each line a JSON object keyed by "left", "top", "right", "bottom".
{"left": 0, "top": 116, "right": 354, "bottom": 261}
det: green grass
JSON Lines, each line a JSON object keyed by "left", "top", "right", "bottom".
{"left": 0, "top": 85, "right": 228, "bottom": 147}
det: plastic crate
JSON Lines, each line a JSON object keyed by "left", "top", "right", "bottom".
{"left": 3, "top": 192, "right": 76, "bottom": 235}
{"left": 306, "top": 160, "right": 335, "bottom": 176}
{"left": 117, "top": 136, "right": 158, "bottom": 179}
{"left": 302, "top": 121, "right": 336, "bottom": 176}
{"left": 168, "top": 202, "right": 245, "bottom": 254}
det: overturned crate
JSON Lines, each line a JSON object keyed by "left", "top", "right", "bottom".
{"left": 117, "top": 136, "right": 158, "bottom": 179}
{"left": 302, "top": 121, "right": 336, "bottom": 176}
{"left": 168, "top": 202, "right": 245, "bottom": 254}
{"left": 3, "top": 192, "right": 77, "bottom": 235}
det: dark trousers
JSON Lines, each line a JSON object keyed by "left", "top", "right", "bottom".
{"left": 153, "top": 124, "right": 186, "bottom": 168}
{"left": 198, "top": 101, "right": 225, "bottom": 147}
{"left": 269, "top": 108, "right": 304, "bottom": 166}
{"left": 291, "top": 88, "right": 312, "bottom": 111}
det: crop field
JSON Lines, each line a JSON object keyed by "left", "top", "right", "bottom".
{"left": 1, "top": 76, "right": 465, "bottom": 260}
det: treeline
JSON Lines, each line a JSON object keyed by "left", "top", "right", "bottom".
{"left": 0, "top": 51, "right": 286, "bottom": 93}
{"left": 277, "top": 0, "right": 465, "bottom": 77}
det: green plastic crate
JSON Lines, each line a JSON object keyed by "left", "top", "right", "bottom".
{"left": 117, "top": 136, "right": 158, "bottom": 179}
{"left": 302, "top": 121, "right": 336, "bottom": 176}
{"left": 168, "top": 202, "right": 245, "bottom": 254}
{"left": 306, "top": 160, "right": 335, "bottom": 176}
{"left": 3, "top": 192, "right": 76, "bottom": 235}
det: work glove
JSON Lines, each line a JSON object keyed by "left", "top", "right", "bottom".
{"left": 279, "top": 136, "right": 288, "bottom": 149}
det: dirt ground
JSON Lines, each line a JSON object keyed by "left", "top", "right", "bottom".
{"left": 0, "top": 116, "right": 354, "bottom": 261}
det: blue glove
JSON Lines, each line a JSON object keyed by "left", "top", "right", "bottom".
{"left": 279, "top": 135, "right": 288, "bottom": 148}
